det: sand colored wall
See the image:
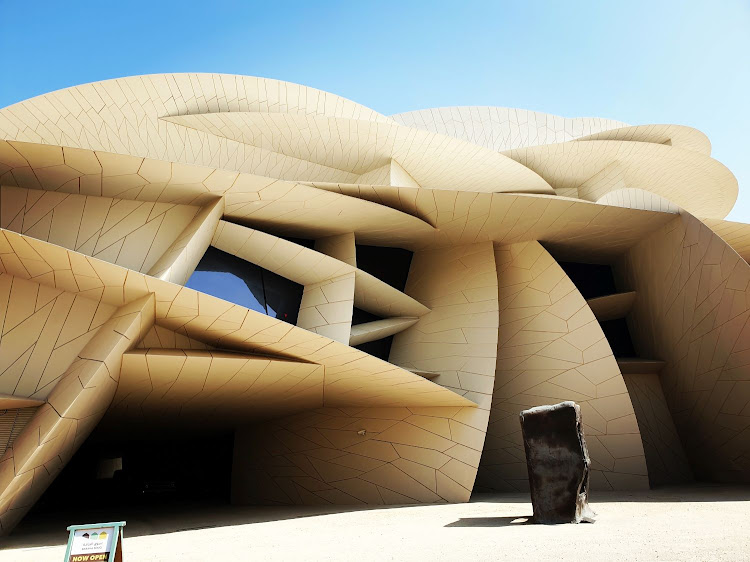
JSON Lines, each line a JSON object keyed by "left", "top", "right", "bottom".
{"left": 136, "top": 325, "right": 213, "bottom": 350}
{"left": 389, "top": 242, "right": 499, "bottom": 406}
{"left": 297, "top": 273, "right": 356, "bottom": 343}
{"left": 616, "top": 212, "right": 750, "bottom": 481}
{"left": 596, "top": 187, "right": 680, "bottom": 214}
{"left": 0, "top": 73, "right": 747, "bottom": 532}
{"left": 232, "top": 241, "right": 498, "bottom": 505}
{"left": 0, "top": 185, "right": 199, "bottom": 273}
{"left": 0, "top": 293, "right": 153, "bottom": 533}
{"left": 622, "top": 373, "right": 693, "bottom": 485}
{"left": 232, "top": 405, "right": 487, "bottom": 505}
{"left": 147, "top": 197, "right": 224, "bottom": 284}
{"left": 476, "top": 241, "right": 649, "bottom": 491}
{"left": 296, "top": 233, "right": 358, "bottom": 343}
{"left": 314, "top": 233, "right": 357, "bottom": 266}
{"left": 0, "top": 274, "right": 116, "bottom": 400}
{"left": 107, "top": 349, "right": 324, "bottom": 431}
{"left": 702, "top": 218, "right": 750, "bottom": 263}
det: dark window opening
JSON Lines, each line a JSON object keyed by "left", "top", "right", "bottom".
{"left": 279, "top": 235, "right": 315, "bottom": 249}
{"left": 351, "top": 307, "right": 383, "bottom": 326}
{"left": 600, "top": 318, "right": 637, "bottom": 358}
{"left": 556, "top": 261, "right": 618, "bottom": 299}
{"left": 186, "top": 247, "right": 303, "bottom": 324}
{"left": 355, "top": 245, "right": 413, "bottom": 291}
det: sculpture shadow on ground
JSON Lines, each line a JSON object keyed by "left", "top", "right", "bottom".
{"left": 445, "top": 516, "right": 533, "bottom": 528}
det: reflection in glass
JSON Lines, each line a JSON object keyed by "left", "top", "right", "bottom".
{"left": 186, "top": 247, "right": 303, "bottom": 324}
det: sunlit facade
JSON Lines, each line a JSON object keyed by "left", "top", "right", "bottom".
{"left": 0, "top": 74, "right": 748, "bottom": 534}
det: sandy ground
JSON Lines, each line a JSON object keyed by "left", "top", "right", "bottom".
{"left": 2, "top": 486, "right": 750, "bottom": 561}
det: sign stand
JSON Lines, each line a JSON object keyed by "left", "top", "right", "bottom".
{"left": 63, "top": 521, "right": 126, "bottom": 562}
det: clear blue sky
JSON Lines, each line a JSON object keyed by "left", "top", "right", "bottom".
{"left": 1, "top": 0, "right": 748, "bottom": 222}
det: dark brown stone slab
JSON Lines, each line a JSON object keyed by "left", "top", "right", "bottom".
{"left": 519, "top": 401, "right": 596, "bottom": 524}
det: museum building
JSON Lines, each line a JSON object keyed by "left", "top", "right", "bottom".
{"left": 0, "top": 74, "right": 748, "bottom": 534}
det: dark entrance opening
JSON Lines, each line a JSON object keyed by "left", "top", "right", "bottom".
{"left": 26, "top": 429, "right": 234, "bottom": 523}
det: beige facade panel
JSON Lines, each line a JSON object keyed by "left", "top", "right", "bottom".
{"left": 232, "top": 405, "right": 488, "bottom": 506}
{"left": 349, "top": 317, "right": 420, "bottom": 346}
{"left": 303, "top": 185, "right": 676, "bottom": 259}
{"left": 0, "top": 74, "right": 392, "bottom": 165}
{"left": 354, "top": 270, "right": 430, "bottom": 318}
{"left": 476, "top": 241, "right": 648, "bottom": 492}
{"left": 390, "top": 159, "right": 421, "bottom": 188}
{"left": 702, "top": 218, "right": 750, "bottom": 263}
{"left": 314, "top": 232, "right": 357, "bottom": 266}
{"left": 297, "top": 272, "right": 356, "bottom": 343}
{"left": 575, "top": 124, "right": 712, "bottom": 155}
{"left": 0, "top": 73, "right": 748, "bottom": 530}
{"left": 147, "top": 197, "right": 224, "bottom": 285}
{"left": 224, "top": 241, "right": 501, "bottom": 507}
{"left": 1, "top": 140, "right": 676, "bottom": 259}
{"left": 616, "top": 212, "right": 750, "bottom": 482}
{"left": 503, "top": 140, "right": 737, "bottom": 219}
{"left": 351, "top": 157, "right": 425, "bottom": 189}
{"left": 596, "top": 187, "right": 680, "bottom": 214}
{"left": 587, "top": 291, "right": 636, "bottom": 322}
{"left": 0, "top": 273, "right": 116, "bottom": 400}
{"left": 0, "top": 140, "right": 236, "bottom": 206}
{"left": 162, "top": 112, "right": 554, "bottom": 194}
{"left": 0, "top": 395, "right": 44, "bottom": 409}
{"left": 0, "top": 185, "right": 199, "bottom": 273}
{"left": 0, "top": 293, "right": 154, "bottom": 534}
{"left": 222, "top": 178, "right": 435, "bottom": 248}
{"left": 106, "top": 349, "right": 325, "bottom": 431}
{"left": 0, "top": 229, "right": 470, "bottom": 410}
{"left": 390, "top": 242, "right": 500, "bottom": 409}
{"left": 302, "top": 181, "right": 437, "bottom": 227}
{"left": 622, "top": 372, "right": 693, "bottom": 485}
{"left": 391, "top": 106, "right": 628, "bottom": 152}
{"left": 135, "top": 324, "right": 213, "bottom": 350}
{"left": 212, "top": 220, "right": 352, "bottom": 285}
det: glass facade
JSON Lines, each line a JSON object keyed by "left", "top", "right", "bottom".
{"left": 186, "top": 247, "right": 303, "bottom": 324}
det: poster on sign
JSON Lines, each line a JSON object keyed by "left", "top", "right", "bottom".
{"left": 68, "top": 526, "right": 114, "bottom": 562}
{"left": 64, "top": 521, "right": 125, "bottom": 562}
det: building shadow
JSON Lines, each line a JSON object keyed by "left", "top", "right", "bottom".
{"left": 4, "top": 484, "right": 750, "bottom": 551}
{"left": 1, "top": 500, "right": 416, "bottom": 550}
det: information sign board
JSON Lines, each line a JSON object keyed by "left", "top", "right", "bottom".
{"left": 63, "top": 521, "right": 125, "bottom": 562}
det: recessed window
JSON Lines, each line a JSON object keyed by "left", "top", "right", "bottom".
{"left": 186, "top": 247, "right": 303, "bottom": 324}
{"left": 356, "top": 245, "right": 413, "bottom": 291}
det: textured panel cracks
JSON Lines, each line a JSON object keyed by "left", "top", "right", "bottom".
{"left": 622, "top": 373, "right": 693, "bottom": 485}
{"left": 0, "top": 185, "right": 199, "bottom": 273}
{"left": 233, "top": 406, "right": 487, "bottom": 506}
{"left": 476, "top": 241, "right": 649, "bottom": 492}
{"left": 106, "top": 350, "right": 324, "bottom": 431}
{"left": 0, "top": 274, "right": 116, "bottom": 400}
{"left": 617, "top": 212, "right": 750, "bottom": 482}
{"left": 390, "top": 242, "right": 499, "bottom": 407}
{"left": 0, "top": 294, "right": 155, "bottom": 534}
{"left": 147, "top": 197, "right": 224, "bottom": 284}
{"left": 391, "top": 107, "right": 628, "bottom": 152}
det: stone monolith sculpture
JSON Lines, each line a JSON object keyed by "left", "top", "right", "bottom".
{"left": 519, "top": 401, "right": 596, "bottom": 524}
